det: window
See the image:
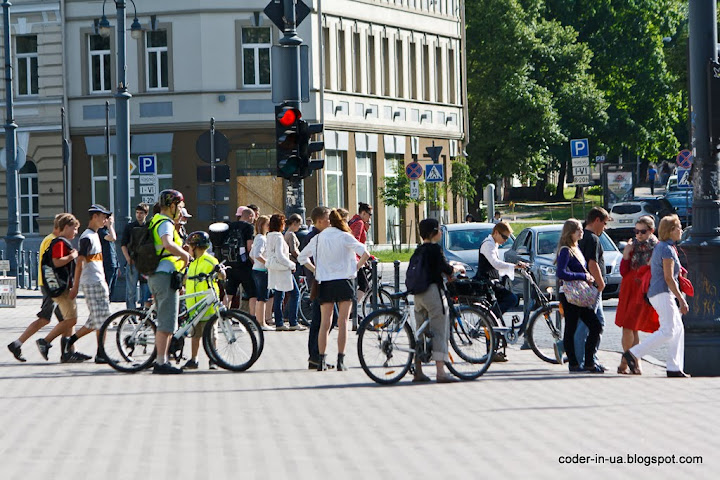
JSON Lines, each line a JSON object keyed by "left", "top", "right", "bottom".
{"left": 356, "top": 153, "right": 374, "bottom": 232}
{"left": 353, "top": 32, "right": 362, "bottom": 93}
{"left": 146, "top": 30, "right": 169, "bottom": 90}
{"left": 337, "top": 30, "right": 347, "bottom": 91}
{"left": 323, "top": 27, "right": 331, "bottom": 89}
{"left": 384, "top": 155, "right": 403, "bottom": 243}
{"left": 242, "top": 27, "right": 271, "bottom": 87}
{"left": 325, "top": 150, "right": 345, "bottom": 208}
{"left": 236, "top": 146, "right": 275, "bottom": 175}
{"left": 89, "top": 34, "right": 111, "bottom": 93}
{"left": 448, "top": 48, "right": 456, "bottom": 104}
{"left": 367, "top": 35, "right": 376, "bottom": 95}
{"left": 16, "top": 36, "right": 38, "bottom": 96}
{"left": 19, "top": 161, "right": 39, "bottom": 234}
{"left": 395, "top": 39, "right": 404, "bottom": 98}
{"left": 382, "top": 38, "right": 390, "bottom": 96}
{"left": 422, "top": 45, "right": 430, "bottom": 101}
{"left": 409, "top": 41, "right": 417, "bottom": 99}
{"left": 435, "top": 46, "right": 444, "bottom": 102}
{"left": 91, "top": 153, "right": 173, "bottom": 211}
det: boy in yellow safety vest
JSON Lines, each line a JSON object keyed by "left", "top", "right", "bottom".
{"left": 183, "top": 231, "right": 225, "bottom": 370}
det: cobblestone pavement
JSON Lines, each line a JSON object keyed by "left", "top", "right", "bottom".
{"left": 1, "top": 295, "right": 716, "bottom": 479}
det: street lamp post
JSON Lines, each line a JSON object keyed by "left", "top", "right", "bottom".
{"left": 682, "top": 0, "right": 720, "bottom": 376}
{"left": 98, "top": 0, "right": 142, "bottom": 239}
{"left": 2, "top": 0, "right": 24, "bottom": 277}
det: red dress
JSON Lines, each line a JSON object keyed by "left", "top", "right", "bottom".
{"left": 615, "top": 258, "right": 659, "bottom": 333}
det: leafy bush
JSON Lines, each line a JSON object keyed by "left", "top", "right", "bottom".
{"left": 587, "top": 185, "right": 603, "bottom": 196}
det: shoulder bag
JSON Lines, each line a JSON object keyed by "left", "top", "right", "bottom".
{"left": 561, "top": 247, "right": 600, "bottom": 308}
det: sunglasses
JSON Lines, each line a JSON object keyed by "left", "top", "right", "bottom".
{"left": 500, "top": 233, "right": 509, "bottom": 241}
{"left": 635, "top": 229, "right": 648, "bottom": 235}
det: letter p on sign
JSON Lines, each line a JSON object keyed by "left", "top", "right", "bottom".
{"left": 138, "top": 154, "right": 157, "bottom": 175}
{"left": 570, "top": 139, "right": 589, "bottom": 158}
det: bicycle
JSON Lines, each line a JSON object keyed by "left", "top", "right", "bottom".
{"left": 358, "top": 265, "right": 396, "bottom": 319}
{"left": 447, "top": 267, "right": 565, "bottom": 364}
{"left": 99, "top": 264, "right": 260, "bottom": 373}
{"left": 356, "top": 284, "right": 496, "bottom": 385}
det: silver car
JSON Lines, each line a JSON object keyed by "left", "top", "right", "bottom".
{"left": 440, "top": 223, "right": 514, "bottom": 277}
{"left": 504, "top": 224, "right": 622, "bottom": 299}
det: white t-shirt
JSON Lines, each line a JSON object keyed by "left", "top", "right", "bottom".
{"left": 78, "top": 228, "right": 106, "bottom": 285}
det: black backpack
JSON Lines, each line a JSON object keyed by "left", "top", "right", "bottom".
{"left": 41, "top": 237, "right": 74, "bottom": 297}
{"left": 405, "top": 246, "right": 432, "bottom": 294}
{"left": 131, "top": 216, "right": 173, "bottom": 275}
{"left": 220, "top": 222, "right": 250, "bottom": 265}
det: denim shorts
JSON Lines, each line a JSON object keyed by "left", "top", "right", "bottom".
{"left": 252, "top": 269, "right": 270, "bottom": 302}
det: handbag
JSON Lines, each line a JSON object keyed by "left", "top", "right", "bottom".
{"left": 561, "top": 247, "right": 599, "bottom": 308}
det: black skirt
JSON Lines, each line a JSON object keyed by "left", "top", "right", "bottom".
{"left": 317, "top": 279, "right": 355, "bottom": 304}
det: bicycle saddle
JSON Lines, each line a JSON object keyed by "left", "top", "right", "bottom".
{"left": 389, "top": 291, "right": 410, "bottom": 300}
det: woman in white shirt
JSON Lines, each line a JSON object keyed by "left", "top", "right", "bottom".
{"left": 298, "top": 209, "right": 371, "bottom": 371}
{"left": 250, "top": 215, "right": 273, "bottom": 330}
{"left": 266, "top": 214, "right": 306, "bottom": 331}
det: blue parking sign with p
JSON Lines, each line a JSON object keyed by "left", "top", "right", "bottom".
{"left": 138, "top": 154, "right": 157, "bottom": 174}
{"left": 570, "top": 139, "right": 589, "bottom": 158}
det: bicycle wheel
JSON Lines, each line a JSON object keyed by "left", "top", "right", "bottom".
{"left": 527, "top": 302, "right": 565, "bottom": 364}
{"left": 357, "top": 310, "right": 415, "bottom": 385}
{"left": 299, "top": 289, "right": 313, "bottom": 326}
{"left": 446, "top": 305, "right": 495, "bottom": 380}
{"left": 228, "top": 309, "right": 264, "bottom": 360}
{"left": 203, "top": 310, "right": 258, "bottom": 372}
{"left": 99, "top": 309, "right": 157, "bottom": 373}
{"left": 360, "top": 287, "right": 394, "bottom": 318}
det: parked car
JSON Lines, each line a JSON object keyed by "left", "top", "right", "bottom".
{"left": 605, "top": 198, "right": 674, "bottom": 243}
{"left": 664, "top": 190, "right": 693, "bottom": 226}
{"left": 440, "top": 223, "right": 514, "bottom": 277}
{"left": 504, "top": 224, "right": 622, "bottom": 299}
{"left": 666, "top": 174, "right": 678, "bottom": 192}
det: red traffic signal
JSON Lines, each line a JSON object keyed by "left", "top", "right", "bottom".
{"left": 277, "top": 107, "right": 301, "bottom": 127}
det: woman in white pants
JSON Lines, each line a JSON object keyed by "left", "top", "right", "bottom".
{"left": 623, "top": 215, "right": 690, "bottom": 377}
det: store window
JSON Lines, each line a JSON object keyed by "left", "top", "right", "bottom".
{"left": 384, "top": 155, "right": 403, "bottom": 243}
{"left": 236, "top": 146, "right": 275, "bottom": 176}
{"left": 325, "top": 150, "right": 345, "bottom": 208}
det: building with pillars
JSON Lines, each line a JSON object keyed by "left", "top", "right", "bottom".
{"left": 2, "top": 0, "right": 466, "bottom": 250}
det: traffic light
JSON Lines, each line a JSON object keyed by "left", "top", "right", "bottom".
{"left": 297, "top": 119, "right": 325, "bottom": 176}
{"left": 275, "top": 103, "right": 302, "bottom": 179}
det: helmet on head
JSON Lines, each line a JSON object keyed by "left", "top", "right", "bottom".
{"left": 186, "top": 231, "right": 211, "bottom": 248}
{"left": 158, "top": 189, "right": 184, "bottom": 208}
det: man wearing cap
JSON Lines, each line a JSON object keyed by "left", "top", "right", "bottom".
{"left": 62, "top": 204, "right": 114, "bottom": 363}
{"left": 223, "top": 206, "right": 257, "bottom": 312}
{"left": 121, "top": 203, "right": 151, "bottom": 309}
{"left": 97, "top": 211, "right": 118, "bottom": 300}
{"left": 175, "top": 206, "right": 192, "bottom": 246}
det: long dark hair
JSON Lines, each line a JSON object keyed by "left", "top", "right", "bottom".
{"left": 329, "top": 209, "right": 351, "bottom": 233}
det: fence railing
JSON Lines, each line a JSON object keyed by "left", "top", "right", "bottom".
{"left": 0, "top": 249, "right": 40, "bottom": 290}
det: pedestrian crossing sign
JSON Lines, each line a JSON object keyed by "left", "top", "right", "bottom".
{"left": 425, "top": 164, "right": 444, "bottom": 182}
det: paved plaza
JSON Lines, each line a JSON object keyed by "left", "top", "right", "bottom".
{"left": 0, "top": 292, "right": 717, "bottom": 480}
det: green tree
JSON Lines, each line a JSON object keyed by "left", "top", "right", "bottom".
{"left": 449, "top": 158, "right": 477, "bottom": 222}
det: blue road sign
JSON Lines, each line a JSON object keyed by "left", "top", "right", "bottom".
{"left": 425, "top": 164, "right": 444, "bottom": 182}
{"left": 570, "top": 139, "right": 589, "bottom": 158}
{"left": 138, "top": 154, "right": 157, "bottom": 174}
{"left": 406, "top": 162, "right": 423, "bottom": 180}
{"left": 676, "top": 149, "right": 693, "bottom": 169}
{"left": 677, "top": 168, "right": 692, "bottom": 188}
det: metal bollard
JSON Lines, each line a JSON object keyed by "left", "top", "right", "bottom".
{"left": 371, "top": 259, "right": 379, "bottom": 310}
{"left": 393, "top": 260, "right": 400, "bottom": 309}
{"left": 19, "top": 250, "right": 26, "bottom": 289}
{"left": 35, "top": 252, "right": 40, "bottom": 290}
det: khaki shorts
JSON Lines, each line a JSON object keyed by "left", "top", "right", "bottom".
{"left": 192, "top": 320, "right": 207, "bottom": 339}
{"left": 54, "top": 290, "right": 78, "bottom": 320}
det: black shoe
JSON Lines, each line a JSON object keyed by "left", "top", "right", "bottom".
{"left": 568, "top": 364, "right": 583, "bottom": 373}
{"left": 61, "top": 352, "right": 89, "bottom": 364}
{"left": 75, "top": 351, "right": 92, "bottom": 361}
{"left": 152, "top": 362, "right": 183, "bottom": 374}
{"left": 667, "top": 370, "right": 691, "bottom": 378}
{"left": 492, "top": 352, "right": 509, "bottom": 363}
{"left": 622, "top": 350, "right": 641, "bottom": 374}
{"left": 7, "top": 343, "right": 26, "bottom": 362}
{"left": 36, "top": 339, "right": 51, "bottom": 361}
{"left": 337, "top": 354, "right": 348, "bottom": 372}
{"left": 584, "top": 364, "right": 606, "bottom": 374}
{"left": 61, "top": 337, "right": 71, "bottom": 355}
{"left": 183, "top": 359, "right": 199, "bottom": 370}
{"left": 317, "top": 355, "right": 328, "bottom": 371}
{"left": 94, "top": 353, "right": 111, "bottom": 364}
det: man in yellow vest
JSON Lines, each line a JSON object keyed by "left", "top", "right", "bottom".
{"left": 148, "top": 189, "right": 191, "bottom": 374}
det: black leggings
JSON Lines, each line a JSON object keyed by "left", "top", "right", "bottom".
{"left": 560, "top": 293, "right": 603, "bottom": 368}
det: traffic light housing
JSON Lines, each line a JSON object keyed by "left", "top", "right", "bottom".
{"left": 275, "top": 103, "right": 302, "bottom": 179}
{"left": 297, "top": 120, "right": 325, "bottom": 175}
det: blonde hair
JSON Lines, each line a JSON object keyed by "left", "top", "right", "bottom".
{"left": 657, "top": 214, "right": 681, "bottom": 241}
{"left": 558, "top": 219, "right": 582, "bottom": 250}
{"left": 255, "top": 215, "right": 270, "bottom": 235}
{"left": 56, "top": 213, "right": 79, "bottom": 231}
{"left": 493, "top": 221, "right": 512, "bottom": 236}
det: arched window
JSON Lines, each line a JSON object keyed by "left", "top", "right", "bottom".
{"left": 19, "top": 160, "right": 39, "bottom": 234}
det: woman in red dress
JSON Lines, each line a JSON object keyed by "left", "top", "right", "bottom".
{"left": 615, "top": 216, "right": 659, "bottom": 374}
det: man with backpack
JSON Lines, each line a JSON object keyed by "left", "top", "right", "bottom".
{"left": 145, "top": 189, "right": 191, "bottom": 374}
{"left": 61, "top": 205, "right": 115, "bottom": 363}
{"left": 222, "top": 206, "right": 257, "bottom": 312}
{"left": 406, "top": 218, "right": 465, "bottom": 383}
{"left": 121, "top": 203, "right": 150, "bottom": 309}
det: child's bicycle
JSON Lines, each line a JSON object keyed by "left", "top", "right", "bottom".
{"left": 356, "top": 281, "right": 496, "bottom": 385}
{"left": 99, "top": 263, "right": 260, "bottom": 372}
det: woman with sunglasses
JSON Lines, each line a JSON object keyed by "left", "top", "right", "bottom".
{"left": 476, "top": 222, "right": 527, "bottom": 335}
{"left": 615, "top": 216, "right": 659, "bottom": 374}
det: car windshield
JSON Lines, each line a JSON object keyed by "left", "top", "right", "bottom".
{"left": 600, "top": 232, "right": 617, "bottom": 252}
{"left": 537, "top": 231, "right": 561, "bottom": 255}
{"left": 445, "top": 229, "right": 512, "bottom": 251}
{"left": 611, "top": 204, "right": 642, "bottom": 215}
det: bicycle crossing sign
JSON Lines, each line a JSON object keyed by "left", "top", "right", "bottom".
{"left": 425, "top": 164, "right": 444, "bottom": 182}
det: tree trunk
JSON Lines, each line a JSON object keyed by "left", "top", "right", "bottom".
{"left": 555, "top": 158, "right": 568, "bottom": 200}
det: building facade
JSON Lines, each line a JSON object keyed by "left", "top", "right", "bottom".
{"left": 2, "top": 0, "right": 466, "bottom": 249}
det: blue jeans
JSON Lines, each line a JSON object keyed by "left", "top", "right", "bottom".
{"left": 125, "top": 263, "right": 150, "bottom": 309}
{"left": 574, "top": 295, "right": 605, "bottom": 368}
{"left": 274, "top": 276, "right": 300, "bottom": 327}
